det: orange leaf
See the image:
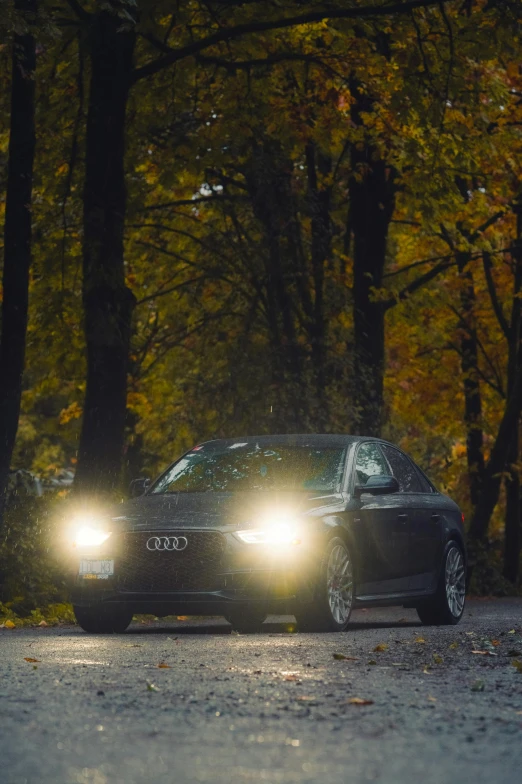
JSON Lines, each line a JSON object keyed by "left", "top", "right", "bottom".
{"left": 348, "top": 697, "right": 374, "bottom": 706}
{"left": 157, "top": 662, "right": 171, "bottom": 669}
{"left": 24, "top": 657, "right": 40, "bottom": 663}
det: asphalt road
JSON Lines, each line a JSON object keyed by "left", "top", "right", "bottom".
{"left": 2, "top": 599, "right": 522, "bottom": 784}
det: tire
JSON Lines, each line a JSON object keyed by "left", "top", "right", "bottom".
{"left": 74, "top": 603, "right": 133, "bottom": 634}
{"left": 416, "top": 541, "right": 466, "bottom": 626}
{"left": 224, "top": 608, "right": 267, "bottom": 633}
{"left": 295, "top": 536, "right": 354, "bottom": 632}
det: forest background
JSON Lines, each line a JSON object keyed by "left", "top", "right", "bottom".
{"left": 1, "top": 0, "right": 521, "bottom": 620}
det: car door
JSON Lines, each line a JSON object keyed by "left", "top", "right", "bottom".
{"left": 380, "top": 444, "right": 442, "bottom": 591}
{"left": 351, "top": 441, "right": 412, "bottom": 596}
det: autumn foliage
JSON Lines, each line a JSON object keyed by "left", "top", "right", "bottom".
{"left": 1, "top": 1, "right": 522, "bottom": 595}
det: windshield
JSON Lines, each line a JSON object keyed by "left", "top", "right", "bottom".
{"left": 151, "top": 442, "right": 347, "bottom": 494}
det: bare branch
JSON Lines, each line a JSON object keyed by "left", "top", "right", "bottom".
{"left": 482, "top": 251, "right": 511, "bottom": 341}
{"left": 132, "top": 0, "right": 447, "bottom": 83}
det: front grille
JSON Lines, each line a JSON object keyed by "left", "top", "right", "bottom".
{"left": 117, "top": 531, "right": 226, "bottom": 592}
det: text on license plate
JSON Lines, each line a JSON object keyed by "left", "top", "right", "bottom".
{"left": 79, "top": 559, "right": 114, "bottom": 579}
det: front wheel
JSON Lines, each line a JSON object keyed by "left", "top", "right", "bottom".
{"left": 74, "top": 603, "right": 134, "bottom": 634}
{"left": 224, "top": 608, "right": 267, "bottom": 633}
{"left": 417, "top": 541, "right": 466, "bottom": 626}
{"left": 295, "top": 537, "right": 354, "bottom": 632}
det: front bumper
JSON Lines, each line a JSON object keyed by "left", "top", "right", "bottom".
{"left": 68, "top": 528, "right": 315, "bottom": 614}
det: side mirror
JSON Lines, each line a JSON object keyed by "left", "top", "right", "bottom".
{"left": 129, "top": 477, "right": 151, "bottom": 498}
{"left": 354, "top": 474, "right": 399, "bottom": 498}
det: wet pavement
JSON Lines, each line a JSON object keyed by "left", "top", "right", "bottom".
{"left": 1, "top": 599, "right": 522, "bottom": 784}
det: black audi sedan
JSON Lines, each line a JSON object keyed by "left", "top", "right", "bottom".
{"left": 68, "top": 435, "right": 466, "bottom": 633}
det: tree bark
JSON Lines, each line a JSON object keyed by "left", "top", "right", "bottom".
{"left": 306, "top": 141, "right": 331, "bottom": 421}
{"left": 456, "top": 252, "right": 485, "bottom": 507}
{"left": 349, "top": 154, "right": 396, "bottom": 436}
{"left": 74, "top": 7, "right": 136, "bottom": 495}
{"left": 0, "top": 0, "right": 37, "bottom": 530}
{"left": 468, "top": 362, "right": 522, "bottom": 541}
{"left": 503, "top": 202, "right": 522, "bottom": 581}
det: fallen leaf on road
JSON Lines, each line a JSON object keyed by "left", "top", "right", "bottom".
{"left": 433, "top": 654, "right": 443, "bottom": 664}
{"left": 508, "top": 630, "right": 515, "bottom": 634}
{"left": 415, "top": 637, "right": 426, "bottom": 644}
{"left": 471, "top": 650, "right": 498, "bottom": 656}
{"left": 423, "top": 666, "right": 432, "bottom": 675}
{"left": 38, "top": 620, "right": 48, "bottom": 627}
{"left": 146, "top": 682, "right": 159, "bottom": 692}
{"left": 373, "top": 643, "right": 388, "bottom": 652}
{"left": 348, "top": 697, "right": 374, "bottom": 706}
{"left": 471, "top": 680, "right": 485, "bottom": 692}
{"left": 3, "top": 620, "right": 15, "bottom": 629}
{"left": 24, "top": 657, "right": 40, "bottom": 663}
{"left": 449, "top": 642, "right": 459, "bottom": 649}
{"left": 491, "top": 640, "right": 501, "bottom": 646}
{"left": 427, "top": 695, "right": 437, "bottom": 702}
{"left": 157, "top": 662, "right": 170, "bottom": 669}
{"left": 368, "top": 659, "right": 377, "bottom": 665}
{"left": 333, "top": 653, "right": 359, "bottom": 661}
{"left": 284, "top": 674, "right": 300, "bottom": 681}
{"left": 511, "top": 660, "right": 522, "bottom": 673}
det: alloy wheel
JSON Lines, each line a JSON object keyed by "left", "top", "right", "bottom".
{"left": 445, "top": 545, "right": 466, "bottom": 618}
{"left": 327, "top": 543, "right": 353, "bottom": 625}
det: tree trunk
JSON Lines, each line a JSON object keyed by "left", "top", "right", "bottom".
{"left": 503, "top": 202, "right": 522, "bottom": 581}
{"left": 504, "top": 431, "right": 520, "bottom": 582}
{"left": 243, "top": 140, "right": 306, "bottom": 431}
{"left": 468, "top": 362, "right": 522, "bottom": 541}
{"left": 0, "top": 0, "right": 37, "bottom": 530}
{"left": 456, "top": 252, "right": 485, "bottom": 507}
{"left": 305, "top": 141, "right": 331, "bottom": 423}
{"left": 349, "top": 153, "right": 395, "bottom": 436}
{"left": 74, "top": 7, "right": 136, "bottom": 495}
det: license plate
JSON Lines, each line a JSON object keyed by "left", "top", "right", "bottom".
{"left": 79, "top": 559, "right": 114, "bottom": 579}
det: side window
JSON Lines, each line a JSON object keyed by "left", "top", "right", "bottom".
{"left": 355, "top": 442, "right": 388, "bottom": 486}
{"left": 381, "top": 445, "right": 422, "bottom": 493}
{"left": 415, "top": 467, "right": 433, "bottom": 493}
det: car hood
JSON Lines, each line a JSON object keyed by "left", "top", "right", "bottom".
{"left": 109, "top": 491, "right": 344, "bottom": 532}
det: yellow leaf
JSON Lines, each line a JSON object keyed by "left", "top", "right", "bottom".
{"left": 373, "top": 643, "right": 388, "bottom": 652}
{"left": 157, "top": 662, "right": 171, "bottom": 669}
{"left": 348, "top": 697, "right": 374, "bottom": 705}
{"left": 4, "top": 620, "right": 15, "bottom": 629}
{"left": 449, "top": 642, "right": 458, "bottom": 649}
{"left": 433, "top": 654, "right": 443, "bottom": 664}
{"left": 415, "top": 637, "right": 426, "bottom": 644}
{"left": 333, "top": 653, "right": 359, "bottom": 661}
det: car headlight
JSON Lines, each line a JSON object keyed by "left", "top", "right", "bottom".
{"left": 71, "top": 516, "right": 112, "bottom": 548}
{"left": 74, "top": 527, "right": 112, "bottom": 547}
{"left": 237, "top": 511, "right": 301, "bottom": 546}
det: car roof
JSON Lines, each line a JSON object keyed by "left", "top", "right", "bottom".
{"left": 196, "top": 434, "right": 385, "bottom": 449}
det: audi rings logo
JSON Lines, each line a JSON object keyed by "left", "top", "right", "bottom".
{"left": 146, "top": 536, "right": 188, "bottom": 552}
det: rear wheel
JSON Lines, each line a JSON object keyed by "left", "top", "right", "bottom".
{"left": 74, "top": 604, "right": 133, "bottom": 634}
{"left": 224, "top": 608, "right": 267, "bottom": 633}
{"left": 417, "top": 541, "right": 466, "bottom": 626}
{"left": 295, "top": 537, "right": 354, "bottom": 632}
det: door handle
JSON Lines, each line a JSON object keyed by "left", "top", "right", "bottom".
{"left": 430, "top": 513, "right": 441, "bottom": 521}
